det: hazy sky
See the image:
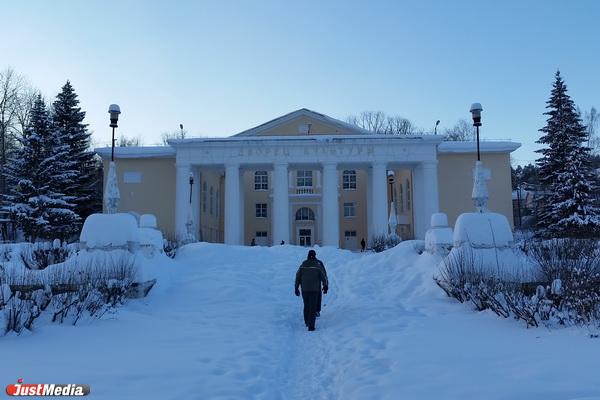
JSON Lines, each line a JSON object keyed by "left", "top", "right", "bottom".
{"left": 2, "top": 0, "right": 599, "bottom": 165}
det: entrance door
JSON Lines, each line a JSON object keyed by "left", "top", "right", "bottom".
{"left": 344, "top": 230, "right": 357, "bottom": 250}
{"left": 298, "top": 228, "right": 312, "bottom": 247}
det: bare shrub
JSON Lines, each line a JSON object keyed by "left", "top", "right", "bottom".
{"left": 436, "top": 239, "right": 600, "bottom": 328}
{"left": 370, "top": 235, "right": 401, "bottom": 253}
{"left": 20, "top": 241, "right": 76, "bottom": 270}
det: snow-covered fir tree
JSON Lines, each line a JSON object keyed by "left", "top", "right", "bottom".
{"left": 2, "top": 95, "right": 80, "bottom": 241}
{"left": 52, "top": 81, "right": 101, "bottom": 227}
{"left": 535, "top": 71, "right": 600, "bottom": 238}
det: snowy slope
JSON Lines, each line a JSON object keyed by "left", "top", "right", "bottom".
{"left": 2, "top": 242, "right": 600, "bottom": 399}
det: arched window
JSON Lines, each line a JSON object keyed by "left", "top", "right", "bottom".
{"left": 202, "top": 182, "right": 207, "bottom": 213}
{"left": 342, "top": 170, "right": 356, "bottom": 190}
{"left": 295, "top": 207, "right": 315, "bottom": 221}
{"left": 209, "top": 186, "right": 214, "bottom": 215}
{"left": 254, "top": 171, "right": 268, "bottom": 190}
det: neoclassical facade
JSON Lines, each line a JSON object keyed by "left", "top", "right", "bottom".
{"left": 97, "top": 109, "right": 519, "bottom": 249}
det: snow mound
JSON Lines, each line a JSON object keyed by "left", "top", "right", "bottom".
{"left": 453, "top": 212, "right": 513, "bottom": 249}
{"left": 80, "top": 213, "right": 140, "bottom": 251}
{"left": 139, "top": 214, "right": 157, "bottom": 229}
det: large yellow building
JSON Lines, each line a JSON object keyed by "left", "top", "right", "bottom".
{"left": 97, "top": 109, "right": 519, "bottom": 249}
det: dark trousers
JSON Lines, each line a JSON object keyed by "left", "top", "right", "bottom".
{"left": 317, "top": 290, "right": 322, "bottom": 313}
{"left": 301, "top": 291, "right": 319, "bottom": 329}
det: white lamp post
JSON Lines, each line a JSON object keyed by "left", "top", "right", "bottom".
{"left": 470, "top": 102, "right": 490, "bottom": 212}
{"left": 185, "top": 172, "right": 196, "bottom": 243}
{"left": 387, "top": 170, "right": 399, "bottom": 238}
{"left": 104, "top": 104, "right": 121, "bottom": 214}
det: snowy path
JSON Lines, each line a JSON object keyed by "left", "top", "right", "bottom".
{"left": 2, "top": 242, "right": 600, "bottom": 399}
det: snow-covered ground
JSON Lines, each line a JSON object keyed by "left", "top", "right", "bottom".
{"left": 2, "top": 242, "right": 600, "bottom": 399}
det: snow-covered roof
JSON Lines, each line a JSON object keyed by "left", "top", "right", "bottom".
{"left": 232, "top": 108, "right": 371, "bottom": 136}
{"left": 168, "top": 134, "right": 444, "bottom": 146}
{"left": 95, "top": 146, "right": 176, "bottom": 159}
{"left": 438, "top": 141, "right": 520, "bottom": 154}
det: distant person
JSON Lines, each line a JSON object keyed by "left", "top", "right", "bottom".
{"left": 360, "top": 238, "right": 366, "bottom": 252}
{"left": 295, "top": 249, "right": 328, "bottom": 331}
{"left": 280, "top": 240, "right": 285, "bottom": 245}
{"left": 250, "top": 238, "right": 256, "bottom": 246}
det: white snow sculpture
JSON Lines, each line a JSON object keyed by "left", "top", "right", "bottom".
{"left": 79, "top": 213, "right": 140, "bottom": 252}
{"left": 425, "top": 213, "right": 453, "bottom": 255}
{"left": 140, "top": 214, "right": 158, "bottom": 229}
{"left": 104, "top": 161, "right": 120, "bottom": 214}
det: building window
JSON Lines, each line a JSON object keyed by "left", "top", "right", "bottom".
{"left": 254, "top": 171, "right": 268, "bottom": 191}
{"left": 256, "top": 231, "right": 267, "bottom": 238}
{"left": 216, "top": 190, "right": 220, "bottom": 217}
{"left": 398, "top": 184, "right": 404, "bottom": 213}
{"left": 255, "top": 203, "right": 267, "bottom": 218}
{"left": 202, "top": 182, "right": 207, "bottom": 213}
{"left": 295, "top": 207, "right": 315, "bottom": 221}
{"left": 344, "top": 202, "right": 356, "bottom": 218}
{"left": 209, "top": 186, "right": 214, "bottom": 215}
{"left": 296, "top": 170, "right": 313, "bottom": 187}
{"left": 406, "top": 179, "right": 411, "bottom": 210}
{"left": 342, "top": 170, "right": 356, "bottom": 190}
{"left": 344, "top": 230, "right": 357, "bottom": 237}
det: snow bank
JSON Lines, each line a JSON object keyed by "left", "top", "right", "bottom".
{"left": 79, "top": 213, "right": 140, "bottom": 251}
{"left": 454, "top": 212, "right": 513, "bottom": 249}
{"left": 139, "top": 214, "right": 157, "bottom": 229}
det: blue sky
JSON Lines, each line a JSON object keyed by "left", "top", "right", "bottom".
{"left": 2, "top": 0, "right": 599, "bottom": 165}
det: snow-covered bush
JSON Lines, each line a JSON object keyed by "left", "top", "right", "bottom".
{"left": 0, "top": 254, "right": 136, "bottom": 334}
{"left": 435, "top": 239, "right": 600, "bottom": 328}
{"left": 370, "top": 235, "right": 401, "bottom": 253}
{"left": 20, "top": 240, "right": 76, "bottom": 270}
{"left": 163, "top": 235, "right": 179, "bottom": 259}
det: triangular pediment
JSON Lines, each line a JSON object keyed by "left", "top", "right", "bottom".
{"left": 232, "top": 108, "right": 370, "bottom": 137}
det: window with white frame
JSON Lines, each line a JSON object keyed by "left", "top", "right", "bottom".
{"left": 295, "top": 207, "right": 315, "bottom": 221}
{"left": 254, "top": 171, "right": 268, "bottom": 191}
{"left": 216, "top": 190, "right": 220, "bottom": 217}
{"left": 296, "top": 170, "right": 313, "bottom": 187}
{"left": 406, "top": 179, "right": 412, "bottom": 210}
{"left": 202, "top": 182, "right": 207, "bottom": 213}
{"left": 256, "top": 231, "right": 267, "bottom": 237}
{"left": 344, "top": 202, "right": 356, "bottom": 218}
{"left": 342, "top": 170, "right": 357, "bottom": 190}
{"left": 255, "top": 203, "right": 267, "bottom": 218}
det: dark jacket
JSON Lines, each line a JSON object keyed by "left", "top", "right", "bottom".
{"left": 295, "top": 258, "right": 328, "bottom": 292}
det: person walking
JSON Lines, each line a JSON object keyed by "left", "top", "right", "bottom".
{"left": 315, "top": 257, "right": 328, "bottom": 317}
{"left": 360, "top": 238, "right": 366, "bottom": 252}
{"left": 295, "top": 249, "right": 328, "bottom": 331}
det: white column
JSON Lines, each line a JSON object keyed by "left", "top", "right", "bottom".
{"left": 272, "top": 162, "right": 290, "bottom": 245}
{"left": 224, "top": 163, "right": 242, "bottom": 245}
{"left": 366, "top": 167, "right": 373, "bottom": 241}
{"left": 412, "top": 161, "right": 440, "bottom": 239}
{"left": 322, "top": 162, "right": 340, "bottom": 247}
{"left": 192, "top": 167, "right": 201, "bottom": 240}
{"left": 371, "top": 162, "right": 388, "bottom": 238}
{"left": 175, "top": 163, "right": 191, "bottom": 240}
{"left": 239, "top": 169, "right": 245, "bottom": 245}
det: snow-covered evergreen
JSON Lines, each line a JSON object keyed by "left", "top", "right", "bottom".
{"left": 52, "top": 81, "right": 101, "bottom": 226}
{"left": 535, "top": 71, "right": 600, "bottom": 238}
{"left": 2, "top": 95, "right": 80, "bottom": 241}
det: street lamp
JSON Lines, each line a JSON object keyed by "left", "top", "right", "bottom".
{"left": 470, "top": 102, "right": 482, "bottom": 161}
{"left": 387, "top": 170, "right": 395, "bottom": 202}
{"left": 104, "top": 104, "right": 121, "bottom": 214}
{"left": 108, "top": 104, "right": 121, "bottom": 162}
{"left": 434, "top": 120, "right": 440, "bottom": 135}
{"left": 185, "top": 172, "right": 196, "bottom": 243}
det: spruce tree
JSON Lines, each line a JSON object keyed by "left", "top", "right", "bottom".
{"left": 535, "top": 71, "right": 600, "bottom": 238}
{"left": 2, "top": 95, "right": 79, "bottom": 241}
{"left": 52, "top": 81, "right": 100, "bottom": 227}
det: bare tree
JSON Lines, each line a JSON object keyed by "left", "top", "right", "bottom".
{"left": 583, "top": 107, "right": 599, "bottom": 154}
{"left": 0, "top": 68, "right": 28, "bottom": 196}
{"left": 161, "top": 127, "right": 187, "bottom": 145}
{"left": 347, "top": 111, "right": 421, "bottom": 135}
{"left": 118, "top": 134, "right": 142, "bottom": 147}
{"left": 444, "top": 119, "right": 474, "bottom": 141}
